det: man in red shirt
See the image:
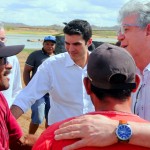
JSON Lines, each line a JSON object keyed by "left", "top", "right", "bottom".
{"left": 0, "top": 41, "right": 34, "bottom": 149}
{"left": 33, "top": 43, "right": 149, "bottom": 150}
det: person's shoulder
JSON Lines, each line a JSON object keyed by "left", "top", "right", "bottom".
{"left": 47, "top": 52, "right": 68, "bottom": 63}
{"left": 7, "top": 55, "right": 19, "bottom": 64}
{"left": 8, "top": 55, "right": 18, "bottom": 60}
{"left": 29, "top": 50, "right": 42, "bottom": 56}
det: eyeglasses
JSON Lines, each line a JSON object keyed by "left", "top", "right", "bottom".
{"left": 0, "top": 57, "right": 8, "bottom": 66}
{"left": 118, "top": 24, "right": 141, "bottom": 35}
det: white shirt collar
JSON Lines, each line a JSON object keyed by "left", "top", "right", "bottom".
{"left": 65, "top": 51, "right": 91, "bottom": 68}
{"left": 65, "top": 53, "right": 75, "bottom": 67}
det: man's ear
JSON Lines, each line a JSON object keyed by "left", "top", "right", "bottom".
{"left": 146, "top": 24, "right": 150, "bottom": 36}
{"left": 87, "top": 38, "right": 92, "bottom": 47}
{"left": 83, "top": 77, "right": 92, "bottom": 95}
{"left": 132, "top": 74, "right": 140, "bottom": 93}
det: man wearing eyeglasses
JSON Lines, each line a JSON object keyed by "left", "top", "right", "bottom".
{"left": 0, "top": 23, "right": 22, "bottom": 108}
{"left": 117, "top": 1, "right": 150, "bottom": 122}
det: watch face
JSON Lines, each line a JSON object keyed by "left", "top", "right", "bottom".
{"left": 116, "top": 124, "right": 132, "bottom": 141}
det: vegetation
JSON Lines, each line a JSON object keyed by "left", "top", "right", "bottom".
{"left": 5, "top": 27, "right": 64, "bottom": 36}
{"left": 22, "top": 48, "right": 35, "bottom": 53}
{"left": 92, "top": 30, "right": 117, "bottom": 37}
{"left": 5, "top": 26, "right": 117, "bottom": 38}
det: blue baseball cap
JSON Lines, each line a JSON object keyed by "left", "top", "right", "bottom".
{"left": 44, "top": 36, "right": 56, "bottom": 43}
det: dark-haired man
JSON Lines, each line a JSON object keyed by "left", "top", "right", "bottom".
{"left": 11, "top": 19, "right": 94, "bottom": 125}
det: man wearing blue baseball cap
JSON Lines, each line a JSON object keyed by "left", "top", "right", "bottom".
{"left": 23, "top": 35, "right": 56, "bottom": 134}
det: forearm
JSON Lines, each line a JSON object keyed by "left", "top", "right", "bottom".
{"left": 10, "top": 105, "right": 24, "bottom": 119}
{"left": 129, "top": 122, "right": 150, "bottom": 148}
{"left": 10, "top": 139, "right": 32, "bottom": 150}
{"left": 23, "top": 72, "right": 31, "bottom": 86}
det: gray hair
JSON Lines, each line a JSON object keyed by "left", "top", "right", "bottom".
{"left": 118, "top": 0, "right": 150, "bottom": 29}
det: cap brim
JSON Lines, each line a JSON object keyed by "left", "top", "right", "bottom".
{"left": 0, "top": 45, "right": 25, "bottom": 57}
{"left": 44, "top": 40, "right": 56, "bottom": 43}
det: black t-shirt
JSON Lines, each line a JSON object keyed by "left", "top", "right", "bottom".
{"left": 26, "top": 50, "right": 50, "bottom": 77}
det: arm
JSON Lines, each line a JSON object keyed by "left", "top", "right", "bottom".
{"left": 129, "top": 121, "right": 150, "bottom": 147}
{"left": 12, "top": 60, "right": 53, "bottom": 119}
{"left": 10, "top": 134, "right": 38, "bottom": 150}
{"left": 54, "top": 115, "right": 150, "bottom": 150}
{"left": 10, "top": 105, "right": 24, "bottom": 119}
{"left": 23, "top": 64, "right": 33, "bottom": 86}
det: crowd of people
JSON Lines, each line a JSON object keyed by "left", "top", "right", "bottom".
{"left": 0, "top": 0, "right": 150, "bottom": 149}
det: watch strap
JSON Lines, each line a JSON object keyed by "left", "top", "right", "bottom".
{"left": 116, "top": 120, "right": 131, "bottom": 143}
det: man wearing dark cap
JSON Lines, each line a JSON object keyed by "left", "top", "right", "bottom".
{"left": 0, "top": 42, "right": 34, "bottom": 149}
{"left": 32, "top": 43, "right": 149, "bottom": 150}
{"left": 23, "top": 35, "right": 56, "bottom": 134}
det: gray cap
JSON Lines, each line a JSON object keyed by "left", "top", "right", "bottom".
{"left": 0, "top": 41, "right": 24, "bottom": 57}
{"left": 87, "top": 43, "right": 136, "bottom": 90}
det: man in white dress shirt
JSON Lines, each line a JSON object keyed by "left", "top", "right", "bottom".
{"left": 0, "top": 23, "right": 22, "bottom": 107}
{"left": 11, "top": 19, "right": 94, "bottom": 125}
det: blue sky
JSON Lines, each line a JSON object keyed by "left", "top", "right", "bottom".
{"left": 0, "top": 0, "right": 149, "bottom": 27}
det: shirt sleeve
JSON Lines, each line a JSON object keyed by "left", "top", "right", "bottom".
{"left": 13, "top": 59, "right": 53, "bottom": 113}
{"left": 25, "top": 52, "right": 36, "bottom": 67}
{"left": 1, "top": 93, "right": 23, "bottom": 145}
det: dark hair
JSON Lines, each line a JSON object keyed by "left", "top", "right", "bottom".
{"left": 91, "top": 84, "right": 132, "bottom": 101}
{"left": 90, "top": 73, "right": 133, "bottom": 101}
{"left": 63, "top": 19, "right": 92, "bottom": 42}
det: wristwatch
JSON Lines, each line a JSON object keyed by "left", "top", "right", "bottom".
{"left": 115, "top": 120, "right": 132, "bottom": 143}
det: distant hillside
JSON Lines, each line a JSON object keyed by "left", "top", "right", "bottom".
{"left": 2, "top": 22, "right": 118, "bottom": 31}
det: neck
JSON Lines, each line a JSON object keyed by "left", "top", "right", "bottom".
{"left": 94, "top": 97, "right": 132, "bottom": 114}
{"left": 49, "top": 53, "right": 55, "bottom": 56}
{"left": 75, "top": 51, "right": 89, "bottom": 68}
{"left": 134, "top": 48, "right": 150, "bottom": 72}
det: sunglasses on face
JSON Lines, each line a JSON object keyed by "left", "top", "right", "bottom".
{"left": 0, "top": 57, "right": 8, "bottom": 66}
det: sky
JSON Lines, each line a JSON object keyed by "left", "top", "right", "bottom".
{"left": 0, "top": 0, "right": 149, "bottom": 27}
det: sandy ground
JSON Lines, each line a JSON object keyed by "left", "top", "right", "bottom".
{"left": 16, "top": 51, "right": 45, "bottom": 137}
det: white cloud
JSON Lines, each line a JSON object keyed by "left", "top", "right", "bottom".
{"left": 0, "top": 0, "right": 149, "bottom": 26}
